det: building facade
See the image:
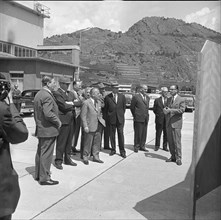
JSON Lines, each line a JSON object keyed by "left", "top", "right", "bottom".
{"left": 0, "top": 0, "right": 80, "bottom": 91}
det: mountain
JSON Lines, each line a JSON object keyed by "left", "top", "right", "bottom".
{"left": 42, "top": 16, "right": 221, "bottom": 91}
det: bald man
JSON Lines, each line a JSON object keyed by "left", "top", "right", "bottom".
{"left": 153, "top": 87, "right": 169, "bottom": 151}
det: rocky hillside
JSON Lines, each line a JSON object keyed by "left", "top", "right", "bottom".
{"left": 42, "top": 16, "right": 221, "bottom": 91}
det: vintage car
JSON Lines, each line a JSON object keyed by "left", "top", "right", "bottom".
{"left": 123, "top": 92, "right": 133, "bottom": 108}
{"left": 148, "top": 93, "right": 161, "bottom": 110}
{"left": 20, "top": 89, "right": 39, "bottom": 116}
{"left": 179, "top": 93, "right": 195, "bottom": 112}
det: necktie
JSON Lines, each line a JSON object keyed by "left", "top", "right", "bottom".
{"left": 171, "top": 97, "right": 174, "bottom": 105}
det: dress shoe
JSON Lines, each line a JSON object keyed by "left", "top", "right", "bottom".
{"left": 163, "top": 148, "right": 169, "bottom": 152}
{"left": 83, "top": 160, "right": 89, "bottom": 165}
{"left": 39, "top": 179, "right": 59, "bottom": 185}
{"left": 166, "top": 157, "right": 176, "bottom": 162}
{"left": 54, "top": 162, "right": 63, "bottom": 170}
{"left": 93, "top": 158, "right": 104, "bottom": 163}
{"left": 120, "top": 153, "right": 126, "bottom": 158}
{"left": 109, "top": 151, "right": 116, "bottom": 156}
{"left": 176, "top": 159, "right": 182, "bottom": 166}
{"left": 154, "top": 146, "right": 159, "bottom": 151}
{"left": 64, "top": 158, "right": 77, "bottom": 166}
{"left": 140, "top": 147, "right": 149, "bottom": 152}
{"left": 134, "top": 148, "right": 138, "bottom": 153}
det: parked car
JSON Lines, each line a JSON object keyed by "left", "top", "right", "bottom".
{"left": 148, "top": 93, "right": 161, "bottom": 110}
{"left": 20, "top": 89, "right": 39, "bottom": 116}
{"left": 122, "top": 92, "right": 133, "bottom": 108}
{"left": 179, "top": 93, "right": 195, "bottom": 112}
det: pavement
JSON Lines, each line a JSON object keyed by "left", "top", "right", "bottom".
{"left": 10, "top": 110, "right": 220, "bottom": 220}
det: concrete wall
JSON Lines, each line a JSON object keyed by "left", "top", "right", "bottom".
{"left": 0, "top": 1, "right": 44, "bottom": 48}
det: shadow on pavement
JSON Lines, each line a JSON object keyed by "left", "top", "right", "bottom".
{"left": 133, "top": 167, "right": 192, "bottom": 220}
{"left": 25, "top": 166, "right": 35, "bottom": 180}
{"left": 144, "top": 152, "right": 168, "bottom": 161}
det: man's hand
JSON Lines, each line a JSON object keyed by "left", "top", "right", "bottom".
{"left": 5, "top": 90, "right": 13, "bottom": 105}
{"left": 84, "top": 127, "right": 89, "bottom": 133}
{"left": 163, "top": 107, "right": 170, "bottom": 115}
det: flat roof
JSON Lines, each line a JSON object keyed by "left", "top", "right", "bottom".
{"left": 37, "top": 45, "right": 80, "bottom": 51}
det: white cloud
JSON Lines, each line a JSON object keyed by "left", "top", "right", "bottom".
{"left": 185, "top": 6, "right": 221, "bottom": 32}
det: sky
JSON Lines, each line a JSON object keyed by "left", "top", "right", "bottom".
{"left": 17, "top": 1, "right": 221, "bottom": 38}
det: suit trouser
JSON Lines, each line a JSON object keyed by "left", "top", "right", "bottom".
{"left": 134, "top": 119, "right": 148, "bottom": 150}
{"left": 83, "top": 123, "right": 103, "bottom": 161}
{"left": 35, "top": 137, "right": 56, "bottom": 182}
{"left": 100, "top": 120, "right": 110, "bottom": 149}
{"left": 167, "top": 124, "right": 182, "bottom": 160}
{"left": 56, "top": 121, "right": 74, "bottom": 163}
{"left": 109, "top": 119, "right": 125, "bottom": 154}
{"left": 72, "top": 116, "right": 81, "bottom": 148}
{"left": 155, "top": 117, "right": 168, "bottom": 148}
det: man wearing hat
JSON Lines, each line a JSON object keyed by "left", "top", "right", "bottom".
{"left": 53, "top": 76, "right": 80, "bottom": 169}
{"left": 97, "top": 82, "right": 110, "bottom": 150}
{"left": 104, "top": 82, "right": 127, "bottom": 158}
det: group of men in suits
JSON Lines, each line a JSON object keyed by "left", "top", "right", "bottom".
{"left": 33, "top": 76, "right": 185, "bottom": 186}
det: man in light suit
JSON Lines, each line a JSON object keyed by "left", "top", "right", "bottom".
{"left": 53, "top": 76, "right": 80, "bottom": 169}
{"left": 130, "top": 84, "right": 150, "bottom": 153}
{"left": 71, "top": 81, "right": 84, "bottom": 154}
{"left": 163, "top": 85, "right": 185, "bottom": 166}
{"left": 81, "top": 87, "right": 105, "bottom": 165}
{"left": 0, "top": 73, "right": 28, "bottom": 219}
{"left": 153, "top": 87, "right": 169, "bottom": 151}
{"left": 104, "top": 82, "right": 127, "bottom": 158}
{"left": 34, "top": 76, "right": 61, "bottom": 185}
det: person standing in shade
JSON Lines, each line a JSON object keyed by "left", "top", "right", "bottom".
{"left": 130, "top": 84, "right": 150, "bottom": 153}
{"left": 97, "top": 83, "right": 110, "bottom": 150}
{"left": 0, "top": 73, "right": 28, "bottom": 220}
{"left": 163, "top": 85, "right": 185, "bottom": 166}
{"left": 104, "top": 82, "right": 127, "bottom": 158}
{"left": 12, "top": 84, "right": 21, "bottom": 112}
{"left": 53, "top": 76, "right": 79, "bottom": 170}
{"left": 71, "top": 81, "right": 84, "bottom": 154}
{"left": 81, "top": 87, "right": 105, "bottom": 165}
{"left": 153, "top": 87, "right": 169, "bottom": 152}
{"left": 34, "top": 76, "right": 61, "bottom": 185}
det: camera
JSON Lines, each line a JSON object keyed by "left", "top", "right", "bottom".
{"left": 0, "top": 79, "right": 11, "bottom": 101}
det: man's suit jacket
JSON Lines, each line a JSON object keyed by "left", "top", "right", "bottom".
{"left": 0, "top": 102, "right": 28, "bottom": 217}
{"left": 53, "top": 88, "right": 75, "bottom": 125}
{"left": 81, "top": 99, "right": 105, "bottom": 132}
{"left": 130, "top": 93, "right": 150, "bottom": 122}
{"left": 34, "top": 88, "right": 61, "bottom": 138}
{"left": 167, "top": 95, "right": 185, "bottom": 129}
{"left": 104, "top": 93, "right": 126, "bottom": 125}
{"left": 153, "top": 96, "right": 168, "bottom": 124}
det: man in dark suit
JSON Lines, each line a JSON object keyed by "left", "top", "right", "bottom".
{"left": 153, "top": 87, "right": 169, "bottom": 151}
{"left": 34, "top": 76, "right": 61, "bottom": 185}
{"left": 98, "top": 83, "right": 110, "bottom": 150}
{"left": 163, "top": 85, "right": 185, "bottom": 166}
{"left": 0, "top": 73, "right": 28, "bottom": 219}
{"left": 81, "top": 87, "right": 105, "bottom": 165}
{"left": 53, "top": 76, "right": 79, "bottom": 169}
{"left": 130, "top": 84, "right": 150, "bottom": 153}
{"left": 104, "top": 82, "right": 127, "bottom": 158}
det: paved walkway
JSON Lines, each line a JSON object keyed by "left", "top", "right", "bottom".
{"left": 10, "top": 110, "right": 220, "bottom": 219}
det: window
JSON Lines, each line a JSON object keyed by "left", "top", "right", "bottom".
{"left": 3, "top": 44, "right": 7, "bottom": 52}
{"left": 15, "top": 46, "right": 18, "bottom": 56}
{"left": 22, "top": 48, "right": 25, "bottom": 57}
{"left": 19, "top": 47, "right": 22, "bottom": 57}
{"left": 26, "top": 49, "right": 30, "bottom": 57}
{"left": 0, "top": 43, "right": 2, "bottom": 52}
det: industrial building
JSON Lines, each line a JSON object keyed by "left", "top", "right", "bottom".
{"left": 0, "top": 0, "right": 80, "bottom": 90}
